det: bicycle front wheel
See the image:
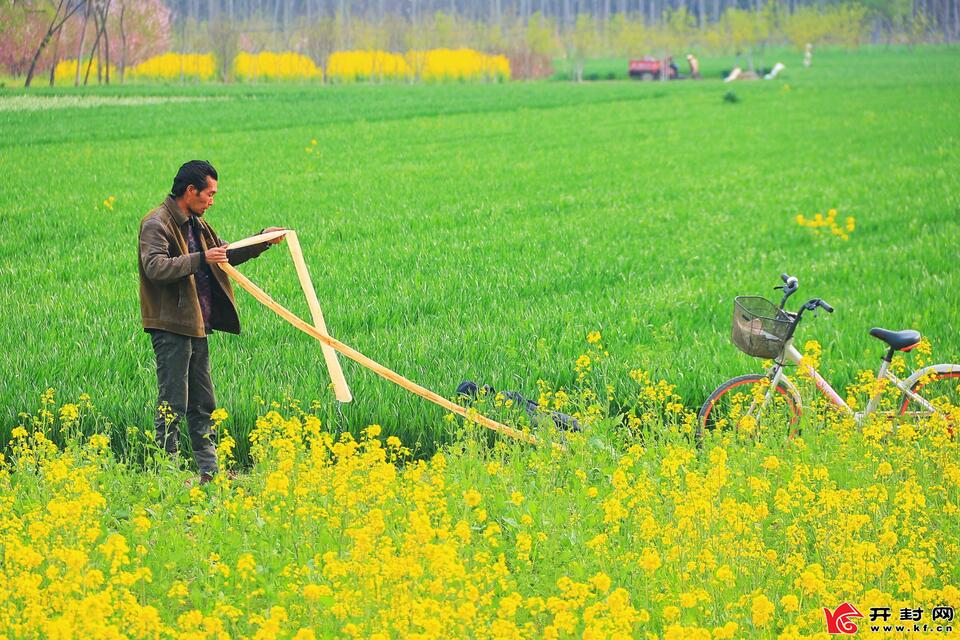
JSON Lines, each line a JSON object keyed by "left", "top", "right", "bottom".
{"left": 698, "top": 374, "right": 802, "bottom": 442}
{"left": 900, "top": 368, "right": 960, "bottom": 428}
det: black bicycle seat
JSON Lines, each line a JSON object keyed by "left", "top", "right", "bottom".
{"left": 869, "top": 327, "right": 922, "bottom": 351}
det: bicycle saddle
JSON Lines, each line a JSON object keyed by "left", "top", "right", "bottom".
{"left": 869, "top": 327, "right": 922, "bottom": 351}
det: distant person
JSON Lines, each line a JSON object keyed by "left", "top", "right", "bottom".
{"left": 804, "top": 43, "right": 813, "bottom": 68}
{"left": 138, "top": 160, "right": 285, "bottom": 484}
{"left": 686, "top": 54, "right": 701, "bottom": 79}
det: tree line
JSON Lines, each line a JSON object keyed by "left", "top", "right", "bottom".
{"left": 2, "top": 0, "right": 956, "bottom": 87}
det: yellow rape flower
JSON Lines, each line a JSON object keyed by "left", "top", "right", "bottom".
{"left": 639, "top": 547, "right": 661, "bottom": 573}
{"left": 663, "top": 605, "right": 681, "bottom": 621}
{"left": 780, "top": 594, "right": 800, "bottom": 612}
{"left": 589, "top": 572, "right": 612, "bottom": 593}
{"left": 751, "top": 594, "right": 775, "bottom": 627}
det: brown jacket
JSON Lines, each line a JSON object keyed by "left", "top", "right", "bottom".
{"left": 138, "top": 196, "right": 270, "bottom": 337}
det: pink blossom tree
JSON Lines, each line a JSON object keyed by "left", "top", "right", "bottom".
{"left": 0, "top": 0, "right": 171, "bottom": 85}
{"left": 0, "top": 0, "right": 81, "bottom": 80}
{"left": 108, "top": 0, "right": 172, "bottom": 80}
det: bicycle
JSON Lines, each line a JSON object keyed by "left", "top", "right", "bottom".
{"left": 698, "top": 273, "right": 960, "bottom": 438}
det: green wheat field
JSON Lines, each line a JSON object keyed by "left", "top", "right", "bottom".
{"left": 4, "top": 47, "right": 958, "bottom": 451}
{"left": 2, "top": 46, "right": 960, "bottom": 639}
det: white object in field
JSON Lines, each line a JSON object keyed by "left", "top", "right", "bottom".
{"left": 724, "top": 67, "right": 742, "bottom": 83}
{"left": 285, "top": 230, "right": 353, "bottom": 403}
{"left": 804, "top": 43, "right": 813, "bottom": 68}
{"left": 764, "top": 62, "right": 785, "bottom": 80}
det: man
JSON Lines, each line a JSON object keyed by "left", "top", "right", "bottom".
{"left": 138, "top": 160, "right": 284, "bottom": 483}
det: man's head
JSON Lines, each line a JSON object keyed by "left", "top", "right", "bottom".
{"left": 171, "top": 160, "right": 218, "bottom": 217}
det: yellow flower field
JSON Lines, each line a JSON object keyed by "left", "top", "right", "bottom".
{"left": 91, "top": 48, "right": 511, "bottom": 83}
{"left": 234, "top": 52, "right": 322, "bottom": 82}
{"left": 53, "top": 59, "right": 119, "bottom": 84}
{"left": 128, "top": 53, "right": 218, "bottom": 82}
{"left": 326, "top": 50, "right": 412, "bottom": 82}
{"left": 3, "top": 353, "right": 958, "bottom": 639}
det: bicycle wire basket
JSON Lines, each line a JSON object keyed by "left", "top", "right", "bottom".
{"left": 731, "top": 296, "right": 794, "bottom": 359}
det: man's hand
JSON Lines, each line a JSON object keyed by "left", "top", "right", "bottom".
{"left": 204, "top": 246, "right": 228, "bottom": 263}
{"left": 263, "top": 227, "right": 287, "bottom": 244}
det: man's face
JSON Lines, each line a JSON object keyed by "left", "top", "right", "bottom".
{"left": 185, "top": 176, "right": 217, "bottom": 216}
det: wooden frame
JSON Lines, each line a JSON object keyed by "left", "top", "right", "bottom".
{"left": 221, "top": 230, "right": 542, "bottom": 446}
{"left": 286, "top": 231, "right": 352, "bottom": 403}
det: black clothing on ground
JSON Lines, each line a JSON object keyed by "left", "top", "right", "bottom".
{"left": 456, "top": 380, "right": 582, "bottom": 432}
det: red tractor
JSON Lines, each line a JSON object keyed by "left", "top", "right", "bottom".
{"left": 629, "top": 57, "right": 679, "bottom": 81}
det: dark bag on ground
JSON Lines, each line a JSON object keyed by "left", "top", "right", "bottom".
{"left": 456, "top": 380, "right": 582, "bottom": 432}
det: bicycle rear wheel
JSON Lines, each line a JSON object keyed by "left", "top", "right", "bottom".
{"left": 900, "top": 369, "right": 960, "bottom": 429}
{"left": 698, "top": 374, "right": 802, "bottom": 442}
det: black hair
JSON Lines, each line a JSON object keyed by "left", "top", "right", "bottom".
{"left": 170, "top": 160, "right": 218, "bottom": 198}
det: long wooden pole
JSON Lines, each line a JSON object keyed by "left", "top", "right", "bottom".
{"left": 284, "top": 231, "right": 352, "bottom": 403}
{"left": 217, "top": 261, "right": 542, "bottom": 446}
{"left": 227, "top": 229, "right": 288, "bottom": 250}
{"left": 228, "top": 228, "right": 351, "bottom": 401}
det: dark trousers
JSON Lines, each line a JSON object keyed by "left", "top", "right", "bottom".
{"left": 150, "top": 330, "right": 219, "bottom": 475}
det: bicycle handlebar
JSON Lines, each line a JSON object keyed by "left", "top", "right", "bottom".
{"left": 780, "top": 273, "right": 799, "bottom": 289}
{"left": 777, "top": 273, "right": 800, "bottom": 309}
{"left": 801, "top": 298, "right": 834, "bottom": 314}
{"left": 775, "top": 274, "right": 835, "bottom": 315}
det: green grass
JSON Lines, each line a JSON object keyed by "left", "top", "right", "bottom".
{"left": 2, "top": 46, "right": 958, "bottom": 460}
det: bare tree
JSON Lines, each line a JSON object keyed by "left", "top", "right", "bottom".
{"left": 82, "top": 0, "right": 102, "bottom": 83}
{"left": 210, "top": 16, "right": 240, "bottom": 80}
{"left": 24, "top": 0, "right": 84, "bottom": 87}
{"left": 74, "top": 0, "right": 91, "bottom": 84}
{"left": 82, "top": 0, "right": 112, "bottom": 84}
{"left": 101, "top": 0, "right": 111, "bottom": 82}
{"left": 118, "top": 0, "right": 126, "bottom": 82}
{"left": 47, "top": 13, "right": 64, "bottom": 85}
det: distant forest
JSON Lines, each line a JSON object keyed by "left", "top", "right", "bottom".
{"left": 162, "top": 0, "right": 958, "bottom": 39}
{"left": 3, "top": 0, "right": 956, "bottom": 88}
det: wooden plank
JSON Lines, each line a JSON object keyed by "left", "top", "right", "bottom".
{"left": 225, "top": 230, "right": 288, "bottom": 250}
{"left": 218, "top": 261, "right": 545, "bottom": 447}
{"left": 285, "top": 231, "right": 352, "bottom": 403}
